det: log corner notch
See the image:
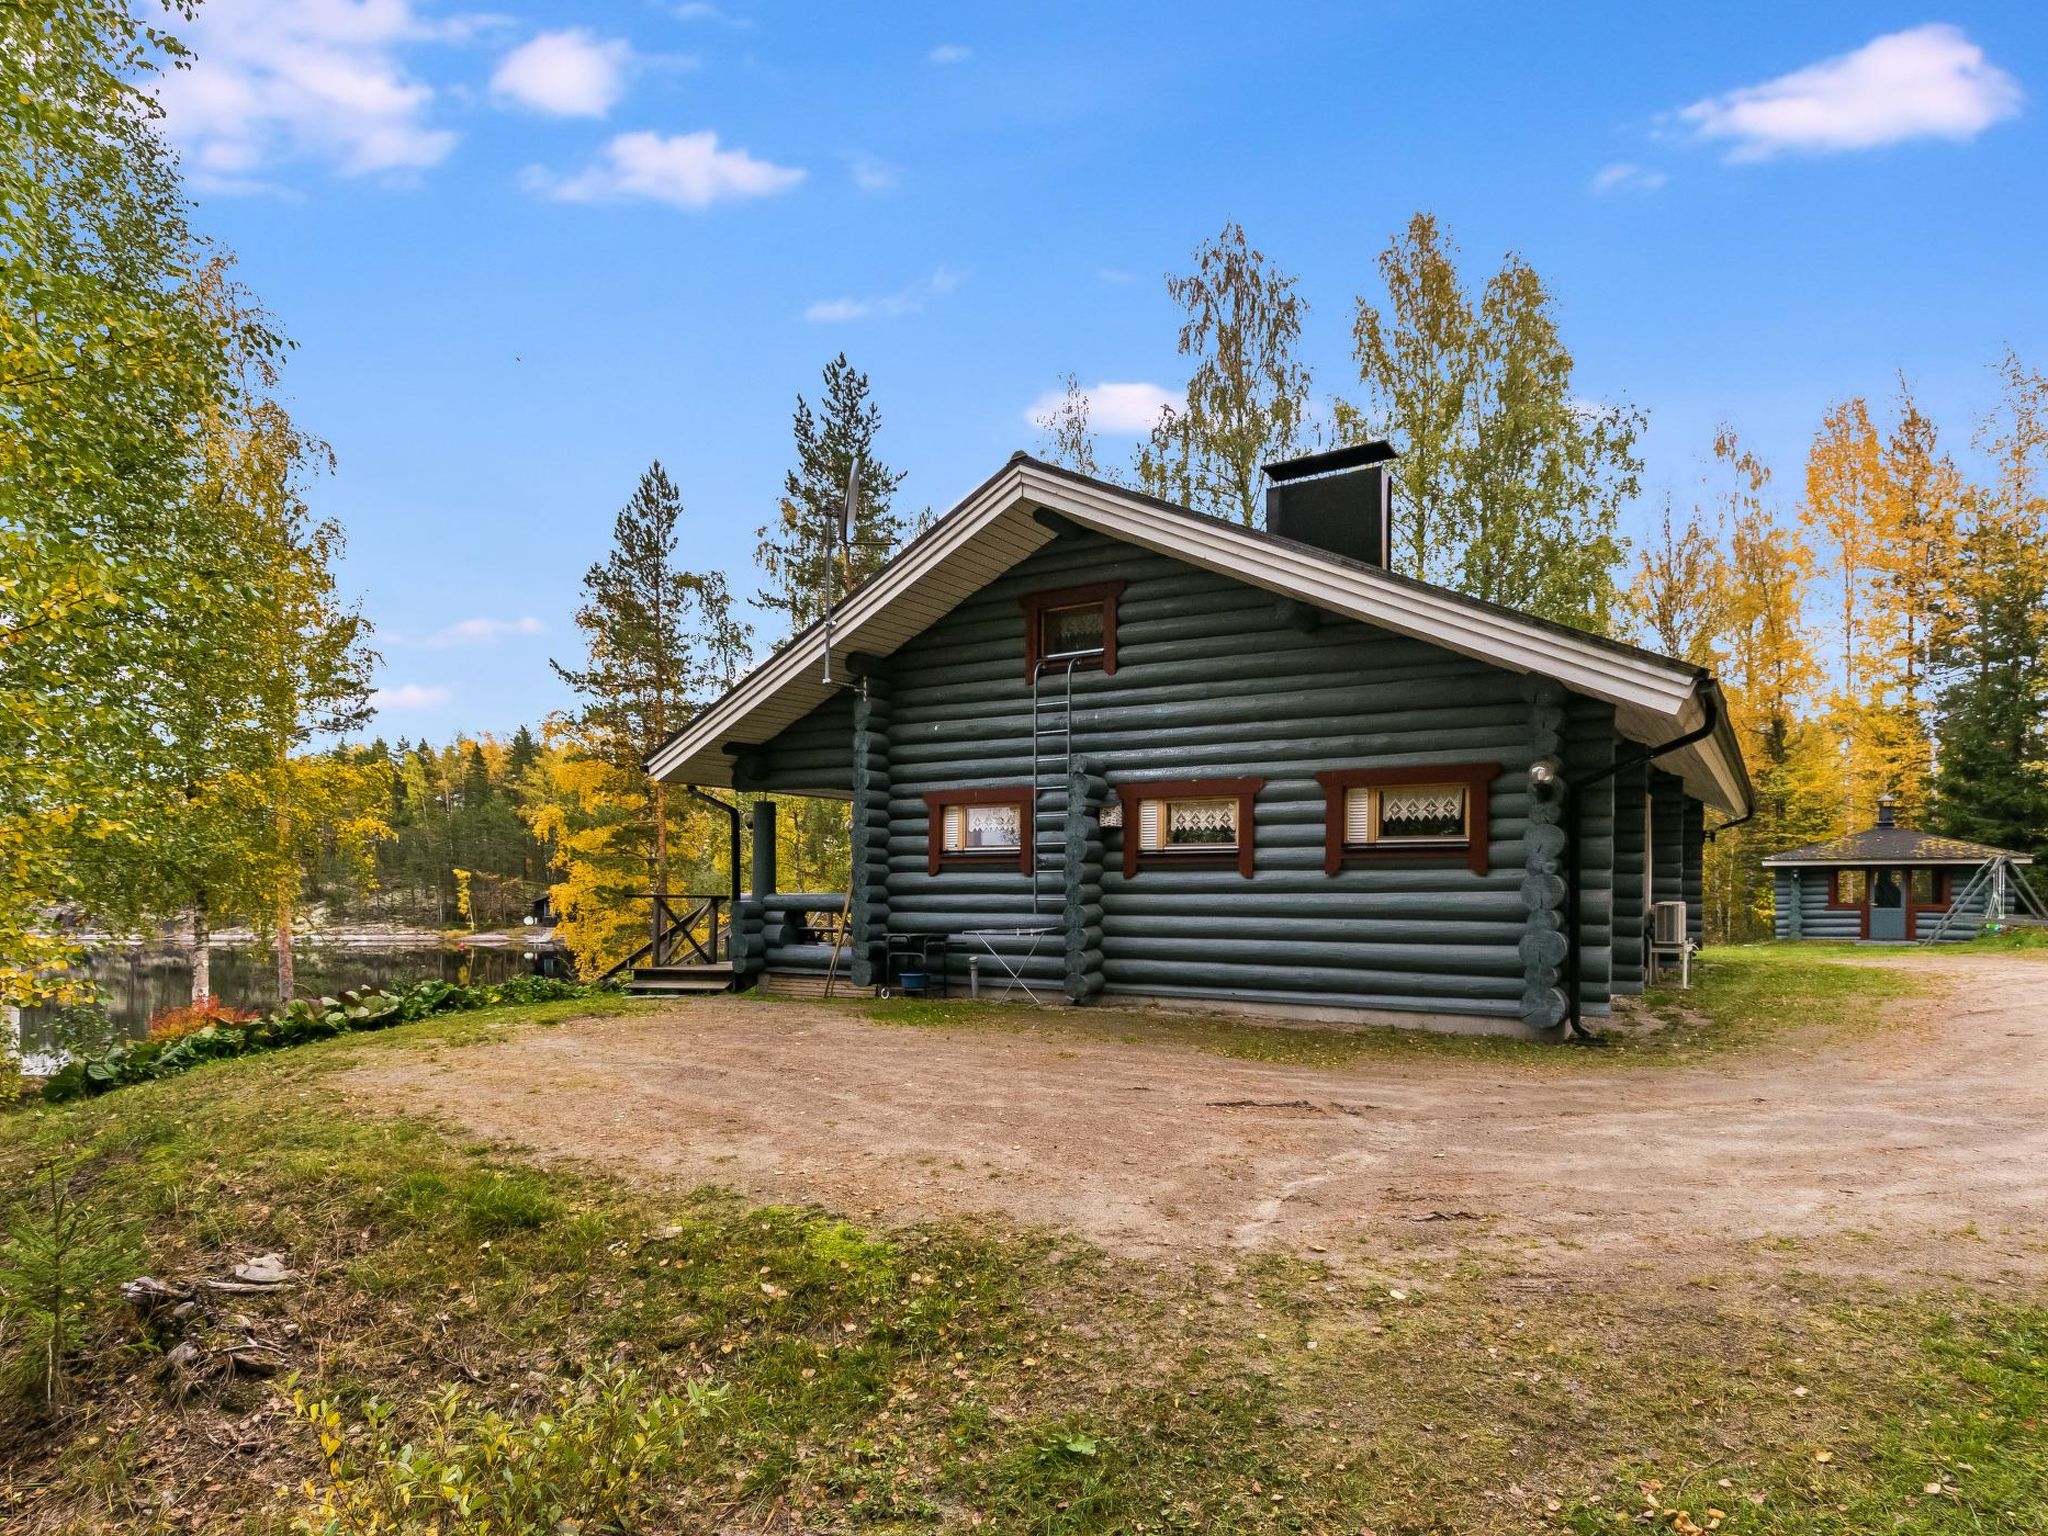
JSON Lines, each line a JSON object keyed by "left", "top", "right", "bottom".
{"left": 1518, "top": 677, "right": 1570, "bottom": 1032}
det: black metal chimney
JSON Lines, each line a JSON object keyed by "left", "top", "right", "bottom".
{"left": 1262, "top": 441, "right": 1398, "bottom": 569}
{"left": 1875, "top": 794, "right": 1897, "bottom": 828}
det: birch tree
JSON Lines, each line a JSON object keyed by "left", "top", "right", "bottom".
{"left": 1135, "top": 222, "right": 1313, "bottom": 526}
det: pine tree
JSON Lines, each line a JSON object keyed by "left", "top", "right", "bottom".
{"left": 1135, "top": 222, "right": 1313, "bottom": 526}
{"left": 753, "top": 355, "right": 907, "bottom": 632}
{"left": 553, "top": 463, "right": 751, "bottom": 936}
{"left": 1930, "top": 353, "right": 2048, "bottom": 860}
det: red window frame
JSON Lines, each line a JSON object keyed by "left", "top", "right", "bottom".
{"left": 923, "top": 787, "right": 1035, "bottom": 876}
{"left": 1020, "top": 580, "right": 1124, "bottom": 682}
{"left": 1312, "top": 763, "right": 1503, "bottom": 877}
{"left": 1827, "top": 869, "right": 1867, "bottom": 909}
{"left": 1114, "top": 776, "right": 1265, "bottom": 879}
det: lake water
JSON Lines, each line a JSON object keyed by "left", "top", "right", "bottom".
{"left": 17, "top": 941, "right": 567, "bottom": 1054}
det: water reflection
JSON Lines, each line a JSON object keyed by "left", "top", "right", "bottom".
{"left": 20, "top": 942, "right": 565, "bottom": 1049}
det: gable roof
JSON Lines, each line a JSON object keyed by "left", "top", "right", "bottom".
{"left": 648, "top": 454, "right": 1754, "bottom": 816}
{"left": 1761, "top": 826, "right": 2031, "bottom": 867}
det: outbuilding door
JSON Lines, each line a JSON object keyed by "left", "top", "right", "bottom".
{"left": 1869, "top": 868, "right": 1908, "bottom": 940}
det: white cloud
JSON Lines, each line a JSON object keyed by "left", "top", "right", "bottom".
{"left": 845, "top": 152, "right": 901, "bottom": 191}
{"left": 369, "top": 682, "right": 452, "bottom": 711}
{"left": 491, "top": 29, "right": 631, "bottom": 118}
{"left": 1097, "top": 267, "right": 1137, "bottom": 284}
{"left": 153, "top": 0, "right": 478, "bottom": 191}
{"left": 1677, "top": 23, "right": 2022, "bottom": 161}
{"left": 927, "top": 43, "right": 971, "bottom": 65}
{"left": 1590, "top": 161, "right": 1668, "bottom": 195}
{"left": 804, "top": 266, "right": 960, "bottom": 323}
{"left": 394, "top": 615, "right": 545, "bottom": 649}
{"left": 674, "top": 1, "right": 751, "bottom": 25}
{"left": 526, "top": 130, "right": 804, "bottom": 209}
{"left": 1025, "top": 380, "right": 1176, "bottom": 436}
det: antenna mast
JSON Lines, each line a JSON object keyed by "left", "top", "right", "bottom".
{"left": 820, "top": 456, "right": 860, "bottom": 685}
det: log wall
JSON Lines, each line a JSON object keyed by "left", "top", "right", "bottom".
{"left": 743, "top": 527, "right": 1716, "bottom": 1026}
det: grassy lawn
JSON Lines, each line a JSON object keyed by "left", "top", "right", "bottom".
{"left": 1, "top": 965, "right": 2042, "bottom": 1533}
{"left": 855, "top": 942, "right": 1924, "bottom": 1070}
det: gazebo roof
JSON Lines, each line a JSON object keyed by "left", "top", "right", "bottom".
{"left": 1761, "top": 824, "right": 2031, "bottom": 868}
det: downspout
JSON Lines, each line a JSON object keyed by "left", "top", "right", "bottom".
{"left": 1562, "top": 684, "right": 1725, "bottom": 1042}
{"left": 683, "top": 785, "right": 744, "bottom": 931}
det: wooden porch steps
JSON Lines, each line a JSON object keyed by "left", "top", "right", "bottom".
{"left": 755, "top": 971, "right": 877, "bottom": 1000}
{"left": 625, "top": 962, "right": 737, "bottom": 997}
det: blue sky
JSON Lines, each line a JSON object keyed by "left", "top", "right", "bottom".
{"left": 154, "top": 2, "right": 2047, "bottom": 741}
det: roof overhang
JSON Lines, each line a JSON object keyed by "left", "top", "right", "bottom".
{"left": 1762, "top": 854, "right": 2033, "bottom": 867}
{"left": 649, "top": 457, "right": 1753, "bottom": 817}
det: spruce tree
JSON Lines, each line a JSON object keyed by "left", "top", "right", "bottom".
{"left": 753, "top": 354, "right": 908, "bottom": 632}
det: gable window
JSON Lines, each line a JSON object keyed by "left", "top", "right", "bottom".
{"left": 1314, "top": 763, "right": 1502, "bottom": 877}
{"left": 1115, "top": 777, "right": 1264, "bottom": 878}
{"left": 1020, "top": 581, "right": 1124, "bottom": 681}
{"left": 923, "top": 787, "right": 1034, "bottom": 875}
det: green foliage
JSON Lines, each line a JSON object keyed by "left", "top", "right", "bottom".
{"left": 0, "top": 0, "right": 261, "bottom": 1005}
{"left": 294, "top": 1365, "right": 697, "bottom": 1535}
{"left": 1135, "top": 222, "right": 1314, "bottom": 526}
{"left": 1348, "top": 211, "right": 1642, "bottom": 632}
{"left": 0, "top": 1168, "right": 141, "bottom": 1407}
{"left": 39, "top": 975, "right": 607, "bottom": 1103}
{"left": 753, "top": 351, "right": 909, "bottom": 629}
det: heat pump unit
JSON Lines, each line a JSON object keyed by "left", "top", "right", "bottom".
{"left": 1651, "top": 900, "right": 1689, "bottom": 947}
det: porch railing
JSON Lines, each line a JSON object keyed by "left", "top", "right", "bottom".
{"left": 599, "top": 893, "right": 731, "bottom": 983}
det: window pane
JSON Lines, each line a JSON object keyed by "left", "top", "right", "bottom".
{"left": 1042, "top": 602, "right": 1104, "bottom": 656}
{"left": 964, "top": 803, "right": 1020, "bottom": 849}
{"left": 1837, "top": 870, "right": 1866, "bottom": 904}
{"left": 1377, "top": 785, "right": 1466, "bottom": 841}
{"left": 1164, "top": 798, "right": 1236, "bottom": 847}
{"left": 1909, "top": 868, "right": 1937, "bottom": 904}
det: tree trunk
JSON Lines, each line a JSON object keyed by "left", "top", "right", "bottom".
{"left": 275, "top": 792, "right": 296, "bottom": 1003}
{"left": 651, "top": 778, "right": 670, "bottom": 898}
{"left": 650, "top": 779, "right": 669, "bottom": 966}
{"left": 190, "top": 902, "right": 211, "bottom": 1005}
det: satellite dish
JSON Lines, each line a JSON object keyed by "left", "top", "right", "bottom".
{"left": 841, "top": 456, "right": 860, "bottom": 549}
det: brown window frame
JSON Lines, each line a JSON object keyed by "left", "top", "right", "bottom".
{"left": 1020, "top": 580, "right": 1124, "bottom": 682}
{"left": 1114, "top": 776, "right": 1264, "bottom": 879}
{"left": 923, "top": 787, "right": 1035, "bottom": 876}
{"left": 1313, "top": 763, "right": 1502, "bottom": 877}
{"left": 1827, "top": 868, "right": 1867, "bottom": 909}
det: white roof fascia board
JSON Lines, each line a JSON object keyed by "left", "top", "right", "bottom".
{"left": 652, "top": 462, "right": 1745, "bottom": 811}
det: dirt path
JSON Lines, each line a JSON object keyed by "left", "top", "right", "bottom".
{"left": 341, "top": 952, "right": 2048, "bottom": 1288}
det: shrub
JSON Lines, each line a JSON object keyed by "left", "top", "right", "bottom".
{"left": 0, "top": 1168, "right": 142, "bottom": 1408}
{"left": 148, "top": 995, "right": 262, "bottom": 1043}
{"left": 40, "top": 976, "right": 616, "bottom": 1105}
{"left": 293, "top": 1366, "right": 697, "bottom": 1535}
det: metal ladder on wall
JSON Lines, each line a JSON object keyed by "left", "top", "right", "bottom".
{"left": 1029, "top": 656, "right": 1082, "bottom": 918}
{"left": 1918, "top": 855, "right": 2048, "bottom": 944}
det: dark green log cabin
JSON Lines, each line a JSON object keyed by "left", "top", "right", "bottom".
{"left": 649, "top": 446, "right": 1752, "bottom": 1038}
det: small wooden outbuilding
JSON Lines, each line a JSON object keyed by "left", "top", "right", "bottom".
{"left": 1762, "top": 799, "right": 2037, "bottom": 942}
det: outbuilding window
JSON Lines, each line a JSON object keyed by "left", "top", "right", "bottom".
{"left": 1831, "top": 869, "right": 1867, "bottom": 906}
{"left": 923, "top": 788, "right": 1034, "bottom": 876}
{"left": 1020, "top": 581, "right": 1123, "bottom": 681}
{"left": 1314, "top": 764, "right": 1502, "bottom": 877}
{"left": 1115, "top": 777, "right": 1263, "bottom": 878}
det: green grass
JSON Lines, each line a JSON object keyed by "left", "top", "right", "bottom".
{"left": 1956, "top": 925, "right": 2048, "bottom": 953}
{"left": 856, "top": 943, "right": 1925, "bottom": 1071}
{"left": 2, "top": 978, "right": 2042, "bottom": 1533}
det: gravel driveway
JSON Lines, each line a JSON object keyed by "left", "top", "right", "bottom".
{"left": 343, "top": 950, "right": 2048, "bottom": 1288}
